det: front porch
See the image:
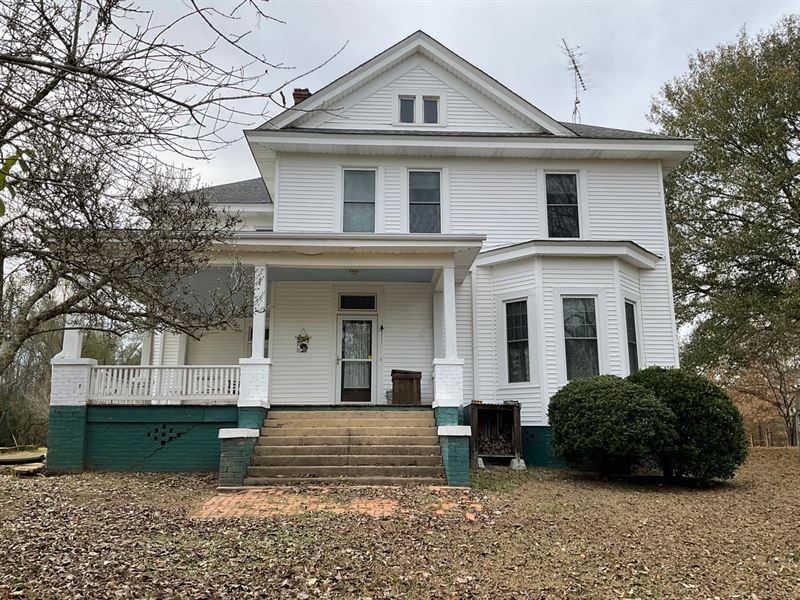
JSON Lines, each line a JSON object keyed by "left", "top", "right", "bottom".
{"left": 47, "top": 234, "right": 482, "bottom": 485}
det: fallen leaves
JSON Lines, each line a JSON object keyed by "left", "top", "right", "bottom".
{"left": 0, "top": 449, "right": 798, "bottom": 598}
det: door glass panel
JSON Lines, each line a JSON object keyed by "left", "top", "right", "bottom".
{"left": 341, "top": 320, "right": 372, "bottom": 403}
{"left": 341, "top": 320, "right": 371, "bottom": 359}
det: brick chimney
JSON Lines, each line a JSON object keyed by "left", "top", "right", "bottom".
{"left": 292, "top": 88, "right": 311, "bottom": 105}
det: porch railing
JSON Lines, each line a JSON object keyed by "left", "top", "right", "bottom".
{"left": 88, "top": 365, "right": 240, "bottom": 405}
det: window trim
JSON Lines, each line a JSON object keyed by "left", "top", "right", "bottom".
{"left": 623, "top": 297, "right": 643, "bottom": 375}
{"left": 544, "top": 170, "right": 582, "bottom": 239}
{"left": 398, "top": 95, "right": 415, "bottom": 124}
{"left": 554, "top": 289, "right": 608, "bottom": 384}
{"left": 407, "top": 168, "right": 443, "bottom": 234}
{"left": 394, "top": 90, "right": 447, "bottom": 127}
{"left": 496, "top": 290, "right": 538, "bottom": 389}
{"left": 341, "top": 168, "right": 377, "bottom": 233}
{"left": 504, "top": 298, "right": 531, "bottom": 384}
{"left": 422, "top": 95, "right": 440, "bottom": 124}
{"left": 338, "top": 292, "right": 378, "bottom": 313}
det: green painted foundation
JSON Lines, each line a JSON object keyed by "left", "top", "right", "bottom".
{"left": 238, "top": 406, "right": 267, "bottom": 428}
{"left": 434, "top": 406, "right": 461, "bottom": 426}
{"left": 47, "top": 406, "right": 88, "bottom": 472}
{"left": 521, "top": 426, "right": 566, "bottom": 468}
{"left": 439, "top": 436, "right": 470, "bottom": 486}
{"left": 84, "top": 406, "right": 237, "bottom": 472}
{"left": 434, "top": 406, "right": 470, "bottom": 486}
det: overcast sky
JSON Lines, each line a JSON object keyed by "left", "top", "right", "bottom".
{"left": 185, "top": 0, "right": 797, "bottom": 186}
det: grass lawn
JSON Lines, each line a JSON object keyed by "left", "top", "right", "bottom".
{"left": 1, "top": 448, "right": 798, "bottom": 599}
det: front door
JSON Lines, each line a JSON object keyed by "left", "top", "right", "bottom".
{"left": 337, "top": 317, "right": 376, "bottom": 403}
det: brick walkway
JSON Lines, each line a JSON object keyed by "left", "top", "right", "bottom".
{"left": 193, "top": 486, "right": 483, "bottom": 520}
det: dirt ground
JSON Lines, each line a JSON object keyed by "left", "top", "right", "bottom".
{"left": 1, "top": 448, "right": 798, "bottom": 599}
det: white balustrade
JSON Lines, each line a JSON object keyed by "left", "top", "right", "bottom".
{"left": 88, "top": 365, "right": 240, "bottom": 405}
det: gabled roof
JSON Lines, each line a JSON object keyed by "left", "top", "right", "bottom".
{"left": 558, "top": 122, "right": 688, "bottom": 141}
{"left": 259, "top": 31, "right": 575, "bottom": 136}
{"left": 204, "top": 177, "right": 271, "bottom": 204}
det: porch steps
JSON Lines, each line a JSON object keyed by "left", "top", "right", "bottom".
{"left": 244, "top": 408, "right": 445, "bottom": 486}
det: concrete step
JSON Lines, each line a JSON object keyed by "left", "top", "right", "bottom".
{"left": 253, "top": 444, "right": 441, "bottom": 457}
{"left": 268, "top": 410, "right": 432, "bottom": 420}
{"left": 251, "top": 454, "right": 443, "bottom": 467}
{"left": 260, "top": 426, "right": 435, "bottom": 437}
{"left": 243, "top": 476, "right": 445, "bottom": 486}
{"left": 246, "top": 465, "right": 445, "bottom": 478}
{"left": 264, "top": 417, "right": 434, "bottom": 428}
{"left": 257, "top": 435, "right": 440, "bottom": 446}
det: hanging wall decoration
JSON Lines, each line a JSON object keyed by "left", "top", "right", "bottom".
{"left": 296, "top": 329, "right": 311, "bottom": 353}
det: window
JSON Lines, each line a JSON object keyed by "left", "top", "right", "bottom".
{"left": 423, "top": 97, "right": 439, "bottom": 123}
{"left": 339, "top": 294, "right": 377, "bottom": 311}
{"left": 625, "top": 301, "right": 640, "bottom": 374}
{"left": 409, "top": 171, "right": 441, "bottom": 233}
{"left": 546, "top": 173, "right": 580, "bottom": 238}
{"left": 399, "top": 96, "right": 415, "bottom": 123}
{"left": 343, "top": 169, "right": 376, "bottom": 232}
{"left": 505, "top": 300, "right": 530, "bottom": 383}
{"left": 563, "top": 297, "right": 599, "bottom": 380}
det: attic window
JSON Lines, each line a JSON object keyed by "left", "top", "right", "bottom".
{"left": 423, "top": 97, "right": 439, "bottom": 124}
{"left": 399, "top": 96, "right": 415, "bottom": 123}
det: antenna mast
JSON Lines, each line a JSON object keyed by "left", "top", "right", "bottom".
{"left": 561, "top": 39, "right": 587, "bottom": 124}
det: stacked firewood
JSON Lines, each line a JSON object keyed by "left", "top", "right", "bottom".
{"left": 477, "top": 433, "right": 513, "bottom": 455}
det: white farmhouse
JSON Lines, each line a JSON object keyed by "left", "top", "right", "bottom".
{"left": 47, "top": 32, "right": 693, "bottom": 486}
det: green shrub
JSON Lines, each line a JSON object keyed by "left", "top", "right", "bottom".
{"left": 548, "top": 375, "right": 678, "bottom": 475}
{"left": 628, "top": 367, "right": 747, "bottom": 480}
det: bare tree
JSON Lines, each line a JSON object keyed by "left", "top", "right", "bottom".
{"left": 725, "top": 351, "right": 800, "bottom": 446}
{"left": 0, "top": 0, "right": 342, "bottom": 378}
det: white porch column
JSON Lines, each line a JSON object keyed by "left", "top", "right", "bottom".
{"left": 140, "top": 331, "right": 154, "bottom": 365}
{"left": 442, "top": 265, "right": 457, "bottom": 359}
{"left": 57, "top": 315, "right": 84, "bottom": 359}
{"left": 238, "top": 264, "right": 271, "bottom": 412}
{"left": 433, "top": 265, "right": 464, "bottom": 409}
{"left": 250, "top": 264, "right": 268, "bottom": 359}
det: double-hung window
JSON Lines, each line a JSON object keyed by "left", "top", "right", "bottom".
{"left": 399, "top": 96, "right": 415, "bottom": 124}
{"left": 546, "top": 173, "right": 580, "bottom": 238}
{"left": 505, "top": 300, "right": 530, "bottom": 383}
{"left": 562, "top": 297, "right": 599, "bottom": 380}
{"left": 409, "top": 171, "right": 441, "bottom": 233}
{"left": 423, "top": 97, "right": 439, "bottom": 123}
{"left": 343, "top": 169, "right": 376, "bottom": 233}
{"left": 625, "top": 301, "right": 640, "bottom": 374}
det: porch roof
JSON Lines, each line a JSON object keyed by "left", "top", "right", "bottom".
{"left": 224, "top": 232, "right": 486, "bottom": 283}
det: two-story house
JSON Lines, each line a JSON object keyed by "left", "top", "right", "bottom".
{"left": 46, "top": 32, "right": 693, "bottom": 486}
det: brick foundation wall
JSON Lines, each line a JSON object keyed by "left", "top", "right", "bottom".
{"left": 521, "top": 426, "right": 566, "bottom": 468}
{"left": 219, "top": 437, "right": 258, "bottom": 486}
{"left": 85, "top": 406, "right": 237, "bottom": 472}
{"left": 439, "top": 436, "right": 470, "bottom": 486}
{"left": 238, "top": 406, "right": 267, "bottom": 429}
{"left": 47, "top": 406, "right": 87, "bottom": 471}
{"left": 434, "top": 406, "right": 461, "bottom": 426}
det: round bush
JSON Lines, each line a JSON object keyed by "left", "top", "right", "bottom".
{"left": 548, "top": 375, "right": 677, "bottom": 475}
{"left": 628, "top": 367, "right": 747, "bottom": 481}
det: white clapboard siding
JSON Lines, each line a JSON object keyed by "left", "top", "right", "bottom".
{"left": 320, "top": 61, "right": 520, "bottom": 132}
{"left": 490, "top": 259, "right": 544, "bottom": 423}
{"left": 449, "top": 167, "right": 539, "bottom": 249}
{"left": 473, "top": 265, "right": 497, "bottom": 402}
{"left": 186, "top": 325, "right": 247, "bottom": 366}
{"left": 276, "top": 158, "right": 336, "bottom": 232}
{"left": 381, "top": 284, "right": 434, "bottom": 403}
{"left": 456, "top": 272, "right": 474, "bottom": 403}
{"left": 155, "top": 333, "right": 182, "bottom": 366}
{"left": 384, "top": 166, "right": 402, "bottom": 232}
{"left": 585, "top": 163, "right": 677, "bottom": 367}
{"left": 270, "top": 282, "right": 335, "bottom": 405}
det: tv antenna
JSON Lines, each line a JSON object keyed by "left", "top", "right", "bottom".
{"left": 561, "top": 39, "right": 587, "bottom": 124}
